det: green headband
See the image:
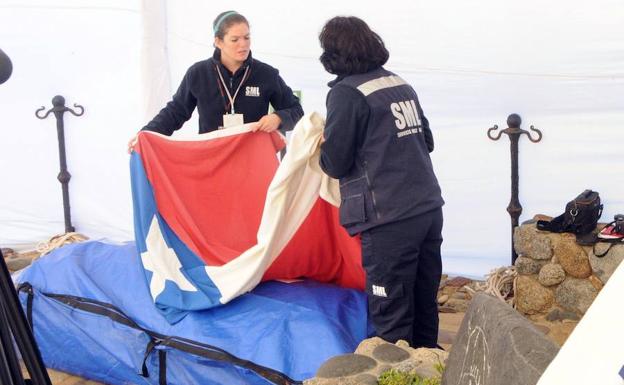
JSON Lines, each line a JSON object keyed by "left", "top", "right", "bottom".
{"left": 213, "top": 11, "right": 238, "bottom": 36}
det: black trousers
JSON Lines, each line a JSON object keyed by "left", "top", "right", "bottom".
{"left": 360, "top": 208, "right": 443, "bottom": 348}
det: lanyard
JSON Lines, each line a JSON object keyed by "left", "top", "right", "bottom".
{"left": 215, "top": 64, "right": 250, "bottom": 114}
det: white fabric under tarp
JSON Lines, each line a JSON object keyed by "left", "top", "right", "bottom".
{"left": 0, "top": 0, "right": 623, "bottom": 277}
{"left": 537, "top": 260, "right": 624, "bottom": 385}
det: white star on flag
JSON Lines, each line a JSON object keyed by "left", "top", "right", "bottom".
{"left": 141, "top": 216, "right": 197, "bottom": 299}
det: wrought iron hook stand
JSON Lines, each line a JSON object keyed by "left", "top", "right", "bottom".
{"left": 35, "top": 95, "right": 84, "bottom": 233}
{"left": 487, "top": 113, "right": 542, "bottom": 264}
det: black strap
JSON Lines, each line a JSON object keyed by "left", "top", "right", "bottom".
{"left": 141, "top": 338, "right": 159, "bottom": 377}
{"left": 46, "top": 294, "right": 143, "bottom": 330}
{"left": 18, "top": 284, "right": 301, "bottom": 385}
{"left": 17, "top": 283, "right": 34, "bottom": 332}
{"left": 593, "top": 241, "right": 617, "bottom": 258}
{"left": 537, "top": 213, "right": 567, "bottom": 233}
{"left": 158, "top": 349, "right": 167, "bottom": 385}
{"left": 160, "top": 336, "right": 301, "bottom": 385}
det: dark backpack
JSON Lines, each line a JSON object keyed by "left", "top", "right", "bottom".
{"left": 537, "top": 190, "right": 603, "bottom": 235}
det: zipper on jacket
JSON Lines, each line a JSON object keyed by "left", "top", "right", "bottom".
{"left": 363, "top": 161, "right": 381, "bottom": 220}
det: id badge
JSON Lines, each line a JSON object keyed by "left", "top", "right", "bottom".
{"left": 222, "top": 113, "right": 244, "bottom": 128}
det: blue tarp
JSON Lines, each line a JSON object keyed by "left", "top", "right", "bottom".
{"left": 15, "top": 241, "right": 372, "bottom": 384}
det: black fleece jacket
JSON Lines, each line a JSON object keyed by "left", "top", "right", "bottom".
{"left": 142, "top": 49, "right": 303, "bottom": 135}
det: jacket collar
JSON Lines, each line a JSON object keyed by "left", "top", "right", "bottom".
{"left": 212, "top": 48, "right": 253, "bottom": 77}
{"left": 328, "top": 75, "right": 345, "bottom": 88}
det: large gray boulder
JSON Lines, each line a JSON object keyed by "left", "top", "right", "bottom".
{"left": 442, "top": 293, "right": 559, "bottom": 385}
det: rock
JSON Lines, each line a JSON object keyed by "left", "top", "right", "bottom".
{"left": 515, "top": 275, "right": 554, "bottom": 315}
{"left": 553, "top": 237, "right": 591, "bottom": 278}
{"left": 451, "top": 291, "right": 468, "bottom": 300}
{"left": 445, "top": 298, "right": 469, "bottom": 313}
{"left": 515, "top": 256, "right": 548, "bottom": 275}
{"left": 446, "top": 276, "right": 472, "bottom": 287}
{"left": 437, "top": 294, "right": 449, "bottom": 304}
{"left": 353, "top": 373, "right": 377, "bottom": 385}
{"left": 514, "top": 224, "right": 553, "bottom": 260}
{"left": 393, "top": 358, "right": 419, "bottom": 373}
{"left": 304, "top": 377, "right": 359, "bottom": 385}
{"left": 587, "top": 243, "right": 624, "bottom": 284}
{"left": 438, "top": 305, "right": 457, "bottom": 313}
{"left": 5, "top": 256, "right": 34, "bottom": 271}
{"left": 413, "top": 363, "right": 441, "bottom": 379}
{"left": 372, "top": 343, "right": 410, "bottom": 363}
{"left": 533, "top": 214, "right": 553, "bottom": 222}
{"left": 587, "top": 275, "right": 604, "bottom": 291}
{"left": 1, "top": 247, "right": 15, "bottom": 257}
{"left": 538, "top": 263, "right": 566, "bottom": 286}
{"left": 441, "top": 293, "right": 559, "bottom": 385}
{"left": 375, "top": 364, "right": 392, "bottom": 375}
{"left": 315, "top": 354, "right": 377, "bottom": 378}
{"left": 354, "top": 337, "right": 386, "bottom": 357}
{"left": 395, "top": 340, "right": 410, "bottom": 349}
{"left": 555, "top": 278, "right": 598, "bottom": 314}
{"left": 410, "top": 348, "right": 448, "bottom": 366}
{"left": 546, "top": 308, "right": 580, "bottom": 322}
{"left": 533, "top": 324, "right": 551, "bottom": 335}
{"left": 441, "top": 286, "right": 457, "bottom": 296}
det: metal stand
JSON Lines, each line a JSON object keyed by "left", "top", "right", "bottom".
{"left": 2, "top": 47, "right": 52, "bottom": 385}
{"left": 487, "top": 114, "right": 542, "bottom": 264}
{"left": 35, "top": 96, "right": 84, "bottom": 233}
{"left": 0, "top": 249, "right": 52, "bottom": 385}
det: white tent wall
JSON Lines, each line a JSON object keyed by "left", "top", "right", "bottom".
{"left": 0, "top": 1, "right": 143, "bottom": 247}
{"left": 1, "top": 0, "right": 623, "bottom": 277}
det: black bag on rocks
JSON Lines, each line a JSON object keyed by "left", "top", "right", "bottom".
{"left": 537, "top": 189, "right": 603, "bottom": 235}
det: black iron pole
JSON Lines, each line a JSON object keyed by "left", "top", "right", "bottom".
{"left": 487, "top": 114, "right": 542, "bottom": 265}
{"left": 0, "top": 300, "right": 23, "bottom": 385}
{"left": 0, "top": 250, "right": 52, "bottom": 385}
{"left": 36, "top": 96, "right": 84, "bottom": 233}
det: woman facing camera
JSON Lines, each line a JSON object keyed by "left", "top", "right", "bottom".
{"left": 318, "top": 16, "right": 444, "bottom": 349}
{"left": 129, "top": 11, "right": 303, "bottom": 151}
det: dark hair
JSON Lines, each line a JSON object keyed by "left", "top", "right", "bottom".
{"left": 213, "top": 11, "right": 249, "bottom": 39}
{"left": 319, "top": 16, "right": 389, "bottom": 76}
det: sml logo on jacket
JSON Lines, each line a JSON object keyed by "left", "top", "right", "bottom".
{"left": 245, "top": 86, "right": 260, "bottom": 97}
{"left": 372, "top": 284, "right": 388, "bottom": 297}
{"left": 391, "top": 99, "right": 423, "bottom": 138}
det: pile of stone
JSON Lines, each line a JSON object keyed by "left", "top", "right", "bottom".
{"left": 437, "top": 275, "right": 480, "bottom": 313}
{"left": 513, "top": 220, "right": 623, "bottom": 321}
{"left": 2, "top": 247, "right": 39, "bottom": 272}
{"left": 305, "top": 337, "right": 447, "bottom": 385}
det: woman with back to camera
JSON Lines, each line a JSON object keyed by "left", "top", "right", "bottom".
{"left": 128, "top": 10, "right": 303, "bottom": 151}
{"left": 318, "top": 16, "right": 444, "bottom": 349}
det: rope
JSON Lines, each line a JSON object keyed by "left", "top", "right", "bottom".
{"left": 34, "top": 232, "right": 89, "bottom": 258}
{"left": 465, "top": 266, "right": 517, "bottom": 307}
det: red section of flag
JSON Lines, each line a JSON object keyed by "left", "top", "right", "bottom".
{"left": 264, "top": 198, "right": 364, "bottom": 289}
{"left": 135, "top": 130, "right": 365, "bottom": 290}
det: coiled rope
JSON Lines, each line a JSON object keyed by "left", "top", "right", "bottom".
{"left": 465, "top": 266, "right": 517, "bottom": 307}
{"left": 35, "top": 232, "right": 89, "bottom": 258}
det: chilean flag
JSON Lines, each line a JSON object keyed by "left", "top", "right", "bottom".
{"left": 130, "top": 113, "right": 365, "bottom": 323}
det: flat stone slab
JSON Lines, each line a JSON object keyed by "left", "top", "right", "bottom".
{"left": 354, "top": 373, "right": 378, "bottom": 385}
{"left": 372, "top": 343, "right": 410, "bottom": 363}
{"left": 316, "top": 354, "right": 377, "bottom": 378}
{"left": 442, "top": 293, "right": 559, "bottom": 385}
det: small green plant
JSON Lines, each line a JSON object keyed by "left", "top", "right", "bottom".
{"left": 377, "top": 363, "right": 445, "bottom": 385}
